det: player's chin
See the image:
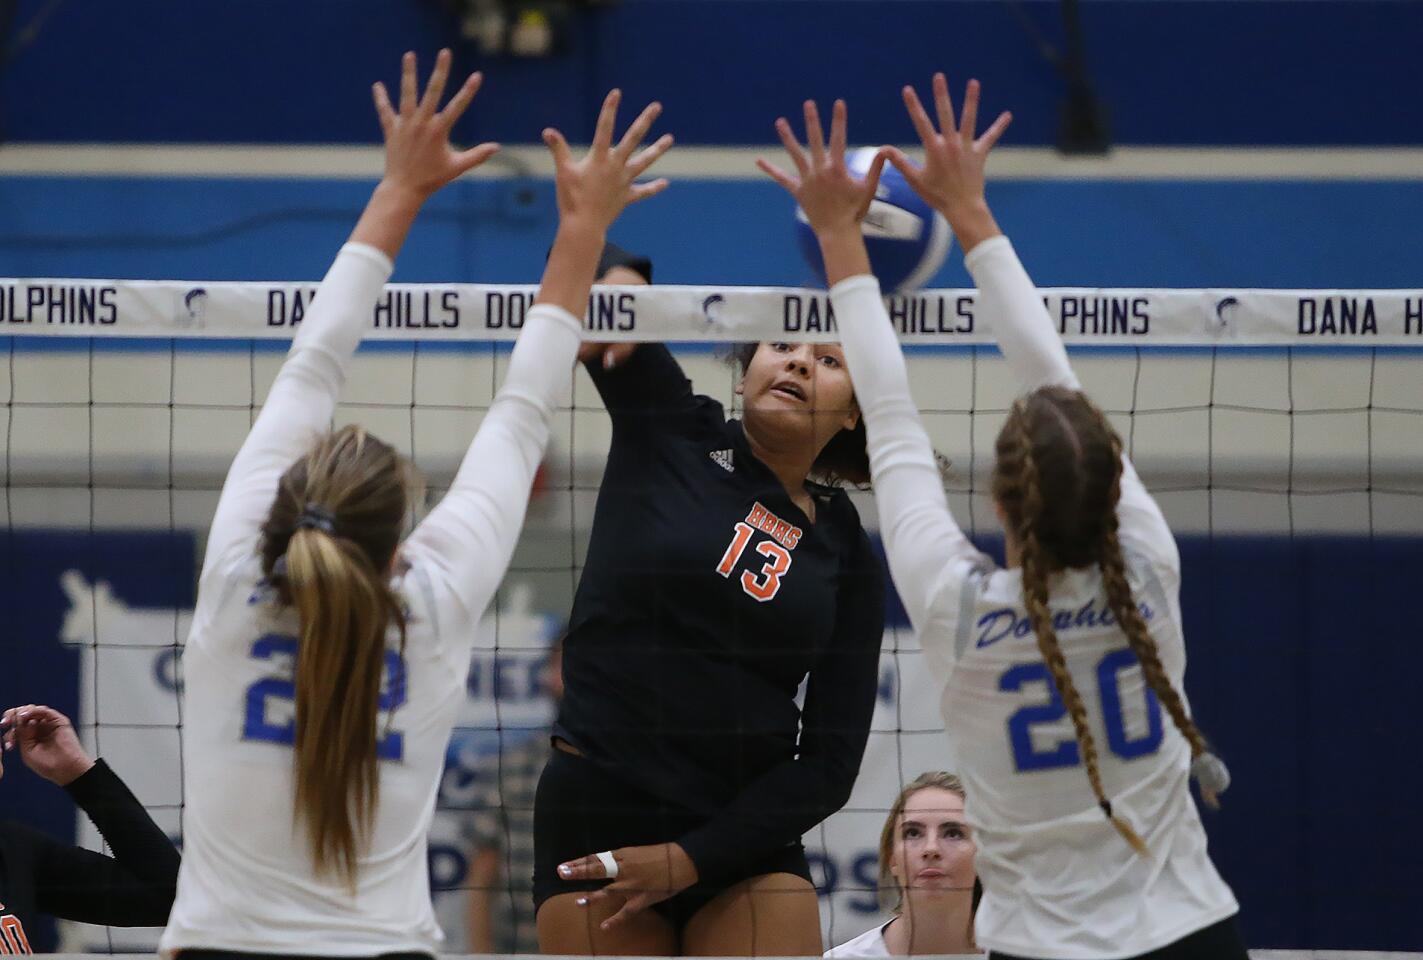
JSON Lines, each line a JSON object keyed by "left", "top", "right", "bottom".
{"left": 749, "top": 402, "right": 823, "bottom": 446}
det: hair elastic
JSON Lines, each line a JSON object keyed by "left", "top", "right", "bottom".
{"left": 296, "top": 503, "right": 336, "bottom": 534}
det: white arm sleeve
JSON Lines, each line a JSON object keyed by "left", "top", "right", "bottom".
{"left": 966, "top": 235, "right": 1178, "bottom": 574}
{"left": 402, "top": 303, "right": 581, "bottom": 653}
{"left": 200, "top": 242, "right": 393, "bottom": 582}
{"left": 832, "top": 275, "right": 992, "bottom": 679}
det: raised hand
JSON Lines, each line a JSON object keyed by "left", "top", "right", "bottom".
{"left": 882, "top": 73, "right": 1011, "bottom": 249}
{"left": 371, "top": 49, "right": 501, "bottom": 202}
{"left": 543, "top": 89, "right": 673, "bottom": 234}
{"left": 758, "top": 99, "right": 886, "bottom": 241}
{"left": 537, "top": 90, "right": 672, "bottom": 318}
{"left": 2, "top": 704, "right": 94, "bottom": 786}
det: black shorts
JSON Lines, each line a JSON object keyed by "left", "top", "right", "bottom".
{"left": 532, "top": 746, "right": 813, "bottom": 931}
{"left": 987, "top": 914, "right": 1248, "bottom": 960}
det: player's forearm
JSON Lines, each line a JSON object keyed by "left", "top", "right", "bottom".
{"left": 537, "top": 218, "right": 605, "bottom": 319}
{"left": 830, "top": 275, "right": 979, "bottom": 630}
{"left": 817, "top": 225, "right": 873, "bottom": 288}
{"left": 964, "top": 236, "right": 1079, "bottom": 392}
{"left": 941, "top": 198, "right": 1002, "bottom": 256}
{"left": 349, "top": 179, "right": 426, "bottom": 263}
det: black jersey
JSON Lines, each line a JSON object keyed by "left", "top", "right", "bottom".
{"left": 554, "top": 345, "right": 886, "bottom": 883}
{"left": 0, "top": 760, "right": 179, "bottom": 951}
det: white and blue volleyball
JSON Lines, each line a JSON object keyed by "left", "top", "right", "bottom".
{"left": 795, "top": 146, "right": 952, "bottom": 293}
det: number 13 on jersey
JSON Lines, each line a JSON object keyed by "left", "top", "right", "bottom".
{"left": 717, "top": 522, "right": 792, "bottom": 601}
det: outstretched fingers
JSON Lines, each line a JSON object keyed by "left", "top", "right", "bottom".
{"left": 617, "top": 101, "right": 663, "bottom": 159}
{"left": 756, "top": 156, "right": 799, "bottom": 192}
{"left": 371, "top": 82, "right": 396, "bottom": 138}
{"left": 438, "top": 71, "right": 484, "bottom": 128}
{"left": 880, "top": 145, "right": 927, "bottom": 192}
{"left": 591, "top": 89, "right": 622, "bottom": 154}
{"left": 418, "top": 48, "right": 452, "bottom": 118}
{"left": 398, "top": 51, "right": 418, "bottom": 117}
{"left": 453, "top": 141, "right": 501, "bottom": 175}
{"left": 542, "top": 127, "right": 574, "bottom": 168}
{"left": 977, "top": 109, "right": 1014, "bottom": 153}
{"left": 773, "top": 117, "right": 810, "bottom": 178}
{"left": 828, "top": 99, "right": 849, "bottom": 163}
{"left": 803, "top": 100, "right": 827, "bottom": 168}
{"left": 932, "top": 72, "right": 957, "bottom": 139}
{"left": 959, "top": 79, "right": 981, "bottom": 145}
{"left": 626, "top": 177, "right": 670, "bottom": 205}
{"left": 854, "top": 149, "right": 889, "bottom": 220}
{"left": 628, "top": 132, "right": 674, "bottom": 179}
{"left": 902, "top": 83, "right": 940, "bottom": 146}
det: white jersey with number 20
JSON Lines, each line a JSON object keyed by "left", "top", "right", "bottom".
{"left": 833, "top": 237, "right": 1238, "bottom": 959}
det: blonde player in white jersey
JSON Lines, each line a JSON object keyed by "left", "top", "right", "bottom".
{"left": 760, "top": 80, "right": 1246, "bottom": 960}
{"left": 826, "top": 772, "right": 979, "bottom": 958}
{"left": 159, "top": 50, "right": 672, "bottom": 960}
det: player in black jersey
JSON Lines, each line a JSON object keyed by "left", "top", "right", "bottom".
{"left": 534, "top": 267, "right": 887, "bottom": 954}
{"left": 0, "top": 704, "right": 179, "bottom": 952}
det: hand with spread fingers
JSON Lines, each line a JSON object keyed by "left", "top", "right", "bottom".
{"left": 557, "top": 841, "right": 698, "bottom": 931}
{"left": 371, "top": 48, "right": 501, "bottom": 202}
{"left": 757, "top": 98, "right": 886, "bottom": 287}
{"left": 538, "top": 86, "right": 673, "bottom": 326}
{"left": 881, "top": 73, "right": 1013, "bottom": 251}
{"left": 353, "top": 49, "right": 502, "bottom": 259}
{"left": 2, "top": 703, "right": 94, "bottom": 786}
{"left": 544, "top": 89, "right": 674, "bottom": 237}
{"left": 758, "top": 99, "right": 887, "bottom": 243}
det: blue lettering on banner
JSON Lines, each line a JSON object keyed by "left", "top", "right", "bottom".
{"left": 373, "top": 289, "right": 460, "bottom": 329}
{"left": 486, "top": 291, "right": 533, "bottom": 329}
{"left": 586, "top": 291, "right": 636, "bottom": 332}
{"left": 1297, "top": 297, "right": 1378, "bottom": 336}
{"left": 1, "top": 285, "right": 117, "bottom": 325}
{"left": 782, "top": 295, "right": 838, "bottom": 333}
{"left": 1058, "top": 296, "right": 1150, "bottom": 336}
{"left": 464, "top": 653, "right": 545, "bottom": 702}
{"left": 427, "top": 842, "right": 469, "bottom": 892}
{"left": 887, "top": 294, "right": 974, "bottom": 335}
{"left": 1406, "top": 297, "right": 1422, "bottom": 335}
{"left": 266, "top": 287, "right": 319, "bottom": 327}
{"left": 806, "top": 849, "right": 881, "bottom": 913}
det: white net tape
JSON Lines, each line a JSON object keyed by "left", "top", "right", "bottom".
{"left": 3, "top": 280, "right": 1422, "bottom": 345}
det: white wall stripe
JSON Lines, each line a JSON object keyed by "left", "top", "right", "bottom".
{"left": 3, "top": 144, "right": 1423, "bottom": 181}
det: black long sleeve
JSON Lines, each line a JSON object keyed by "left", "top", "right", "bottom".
{"left": 1, "top": 760, "right": 179, "bottom": 932}
{"left": 583, "top": 343, "right": 705, "bottom": 436}
{"left": 674, "top": 529, "right": 886, "bottom": 882}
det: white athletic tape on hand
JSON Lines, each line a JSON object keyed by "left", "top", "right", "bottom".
{"left": 595, "top": 850, "right": 619, "bottom": 879}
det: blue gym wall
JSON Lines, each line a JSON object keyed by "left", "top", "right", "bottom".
{"left": 2, "top": 0, "right": 1421, "bottom": 953}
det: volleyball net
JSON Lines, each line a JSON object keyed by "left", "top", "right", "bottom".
{"left": 3, "top": 279, "right": 1420, "bottom": 954}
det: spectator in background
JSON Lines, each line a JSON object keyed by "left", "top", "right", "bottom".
{"left": 464, "top": 635, "right": 566, "bottom": 954}
{"left": 0, "top": 704, "right": 180, "bottom": 951}
{"left": 826, "top": 772, "right": 978, "bottom": 957}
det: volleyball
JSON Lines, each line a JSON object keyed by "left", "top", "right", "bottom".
{"left": 795, "top": 146, "right": 952, "bottom": 293}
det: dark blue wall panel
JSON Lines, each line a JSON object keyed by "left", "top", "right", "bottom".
{"left": 4, "top": 1, "right": 1421, "bottom": 145}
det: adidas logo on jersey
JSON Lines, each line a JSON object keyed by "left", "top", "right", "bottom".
{"left": 709, "top": 449, "right": 735, "bottom": 472}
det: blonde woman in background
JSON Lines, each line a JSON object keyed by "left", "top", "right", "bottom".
{"left": 827, "top": 772, "right": 978, "bottom": 957}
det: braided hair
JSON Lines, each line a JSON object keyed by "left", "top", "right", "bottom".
{"left": 992, "top": 387, "right": 1224, "bottom": 855}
